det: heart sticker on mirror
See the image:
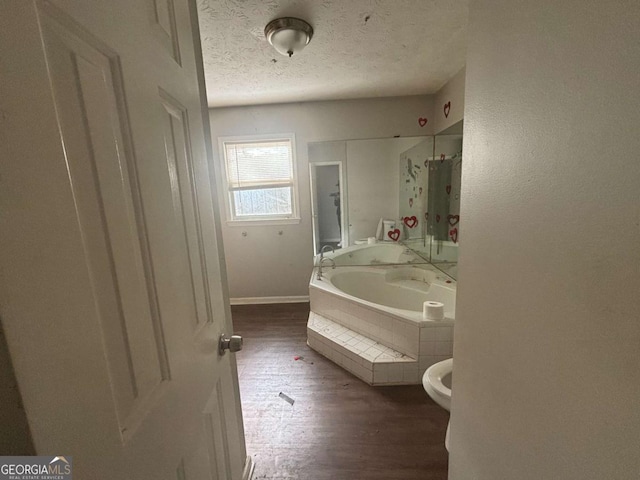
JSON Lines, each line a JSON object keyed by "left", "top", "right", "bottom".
{"left": 388, "top": 229, "right": 401, "bottom": 241}
{"left": 447, "top": 214, "right": 460, "bottom": 226}
{"left": 418, "top": 117, "right": 428, "bottom": 127}
{"left": 444, "top": 101, "right": 451, "bottom": 118}
{"left": 403, "top": 216, "right": 418, "bottom": 228}
{"left": 449, "top": 228, "right": 458, "bottom": 243}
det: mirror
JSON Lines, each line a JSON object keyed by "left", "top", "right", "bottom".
{"left": 309, "top": 136, "right": 428, "bottom": 255}
{"left": 399, "top": 137, "right": 434, "bottom": 246}
{"left": 426, "top": 134, "right": 462, "bottom": 278}
{"left": 397, "top": 134, "right": 462, "bottom": 279}
{"left": 308, "top": 130, "right": 461, "bottom": 278}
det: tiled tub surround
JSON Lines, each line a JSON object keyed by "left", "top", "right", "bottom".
{"left": 308, "top": 264, "right": 455, "bottom": 385}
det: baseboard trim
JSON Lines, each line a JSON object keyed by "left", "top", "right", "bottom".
{"left": 242, "top": 455, "right": 255, "bottom": 480}
{"left": 229, "top": 296, "right": 310, "bottom": 305}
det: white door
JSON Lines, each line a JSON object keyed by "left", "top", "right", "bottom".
{"left": 0, "top": 1, "right": 250, "bottom": 479}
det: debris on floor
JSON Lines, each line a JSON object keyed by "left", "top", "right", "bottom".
{"left": 294, "top": 355, "right": 314, "bottom": 365}
{"left": 278, "top": 392, "right": 295, "bottom": 406}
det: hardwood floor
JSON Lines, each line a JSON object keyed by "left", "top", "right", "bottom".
{"left": 232, "top": 303, "right": 450, "bottom": 480}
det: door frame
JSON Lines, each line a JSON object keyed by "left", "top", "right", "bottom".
{"left": 309, "top": 161, "right": 348, "bottom": 255}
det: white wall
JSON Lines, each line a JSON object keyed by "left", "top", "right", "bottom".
{"left": 433, "top": 67, "right": 465, "bottom": 134}
{"left": 209, "top": 96, "right": 434, "bottom": 300}
{"left": 450, "top": 1, "right": 640, "bottom": 479}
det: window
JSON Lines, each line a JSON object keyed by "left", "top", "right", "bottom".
{"left": 220, "top": 134, "right": 299, "bottom": 224}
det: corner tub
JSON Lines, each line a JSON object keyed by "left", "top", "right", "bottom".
{"left": 318, "top": 242, "right": 426, "bottom": 266}
{"left": 328, "top": 267, "right": 456, "bottom": 320}
{"left": 308, "top": 263, "right": 455, "bottom": 385}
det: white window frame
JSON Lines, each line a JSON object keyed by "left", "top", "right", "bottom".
{"left": 218, "top": 133, "right": 301, "bottom": 226}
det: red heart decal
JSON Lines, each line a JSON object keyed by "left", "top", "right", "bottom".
{"left": 403, "top": 216, "right": 418, "bottom": 228}
{"left": 436, "top": 214, "right": 441, "bottom": 223}
{"left": 388, "top": 228, "right": 400, "bottom": 241}
{"left": 447, "top": 214, "right": 460, "bottom": 226}
{"left": 449, "top": 227, "right": 458, "bottom": 243}
{"left": 444, "top": 101, "right": 451, "bottom": 118}
{"left": 418, "top": 117, "right": 428, "bottom": 127}
{"left": 419, "top": 187, "right": 423, "bottom": 195}
{"left": 409, "top": 198, "right": 413, "bottom": 207}
{"left": 440, "top": 153, "right": 446, "bottom": 163}
{"left": 446, "top": 185, "right": 452, "bottom": 195}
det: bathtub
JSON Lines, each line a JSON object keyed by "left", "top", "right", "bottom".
{"left": 327, "top": 267, "right": 456, "bottom": 320}
{"left": 318, "top": 242, "right": 426, "bottom": 266}
{"left": 308, "top": 251, "right": 456, "bottom": 385}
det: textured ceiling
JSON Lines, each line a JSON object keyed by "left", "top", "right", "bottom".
{"left": 197, "top": 0, "right": 468, "bottom": 107}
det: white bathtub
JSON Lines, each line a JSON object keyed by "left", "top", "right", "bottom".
{"left": 308, "top": 258, "right": 456, "bottom": 385}
{"left": 318, "top": 242, "right": 426, "bottom": 266}
{"left": 327, "top": 267, "right": 456, "bottom": 320}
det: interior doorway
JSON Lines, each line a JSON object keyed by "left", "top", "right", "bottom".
{"left": 310, "top": 162, "right": 347, "bottom": 255}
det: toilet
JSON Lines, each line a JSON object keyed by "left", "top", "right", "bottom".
{"left": 423, "top": 358, "right": 453, "bottom": 451}
{"left": 423, "top": 358, "right": 452, "bottom": 411}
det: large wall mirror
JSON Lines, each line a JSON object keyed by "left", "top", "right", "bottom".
{"left": 309, "top": 124, "right": 462, "bottom": 279}
{"left": 309, "top": 136, "right": 428, "bottom": 252}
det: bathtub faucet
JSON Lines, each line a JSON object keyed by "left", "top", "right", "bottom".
{"left": 320, "top": 244, "right": 335, "bottom": 261}
{"left": 317, "top": 257, "right": 336, "bottom": 280}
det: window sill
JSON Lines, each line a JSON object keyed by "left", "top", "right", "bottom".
{"left": 226, "top": 218, "right": 301, "bottom": 227}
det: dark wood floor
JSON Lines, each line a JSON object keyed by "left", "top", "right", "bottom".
{"left": 232, "top": 303, "right": 450, "bottom": 480}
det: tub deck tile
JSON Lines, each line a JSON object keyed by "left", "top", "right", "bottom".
{"left": 308, "top": 312, "right": 423, "bottom": 385}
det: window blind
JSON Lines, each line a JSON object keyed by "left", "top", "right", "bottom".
{"left": 224, "top": 140, "right": 293, "bottom": 189}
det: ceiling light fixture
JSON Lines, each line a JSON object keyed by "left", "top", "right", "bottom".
{"left": 264, "top": 17, "right": 313, "bottom": 58}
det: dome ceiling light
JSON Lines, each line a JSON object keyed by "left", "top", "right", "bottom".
{"left": 264, "top": 17, "right": 314, "bottom": 58}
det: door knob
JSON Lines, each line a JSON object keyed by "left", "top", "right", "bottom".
{"left": 219, "top": 334, "right": 243, "bottom": 355}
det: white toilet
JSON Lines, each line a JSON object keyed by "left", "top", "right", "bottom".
{"left": 423, "top": 358, "right": 453, "bottom": 451}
